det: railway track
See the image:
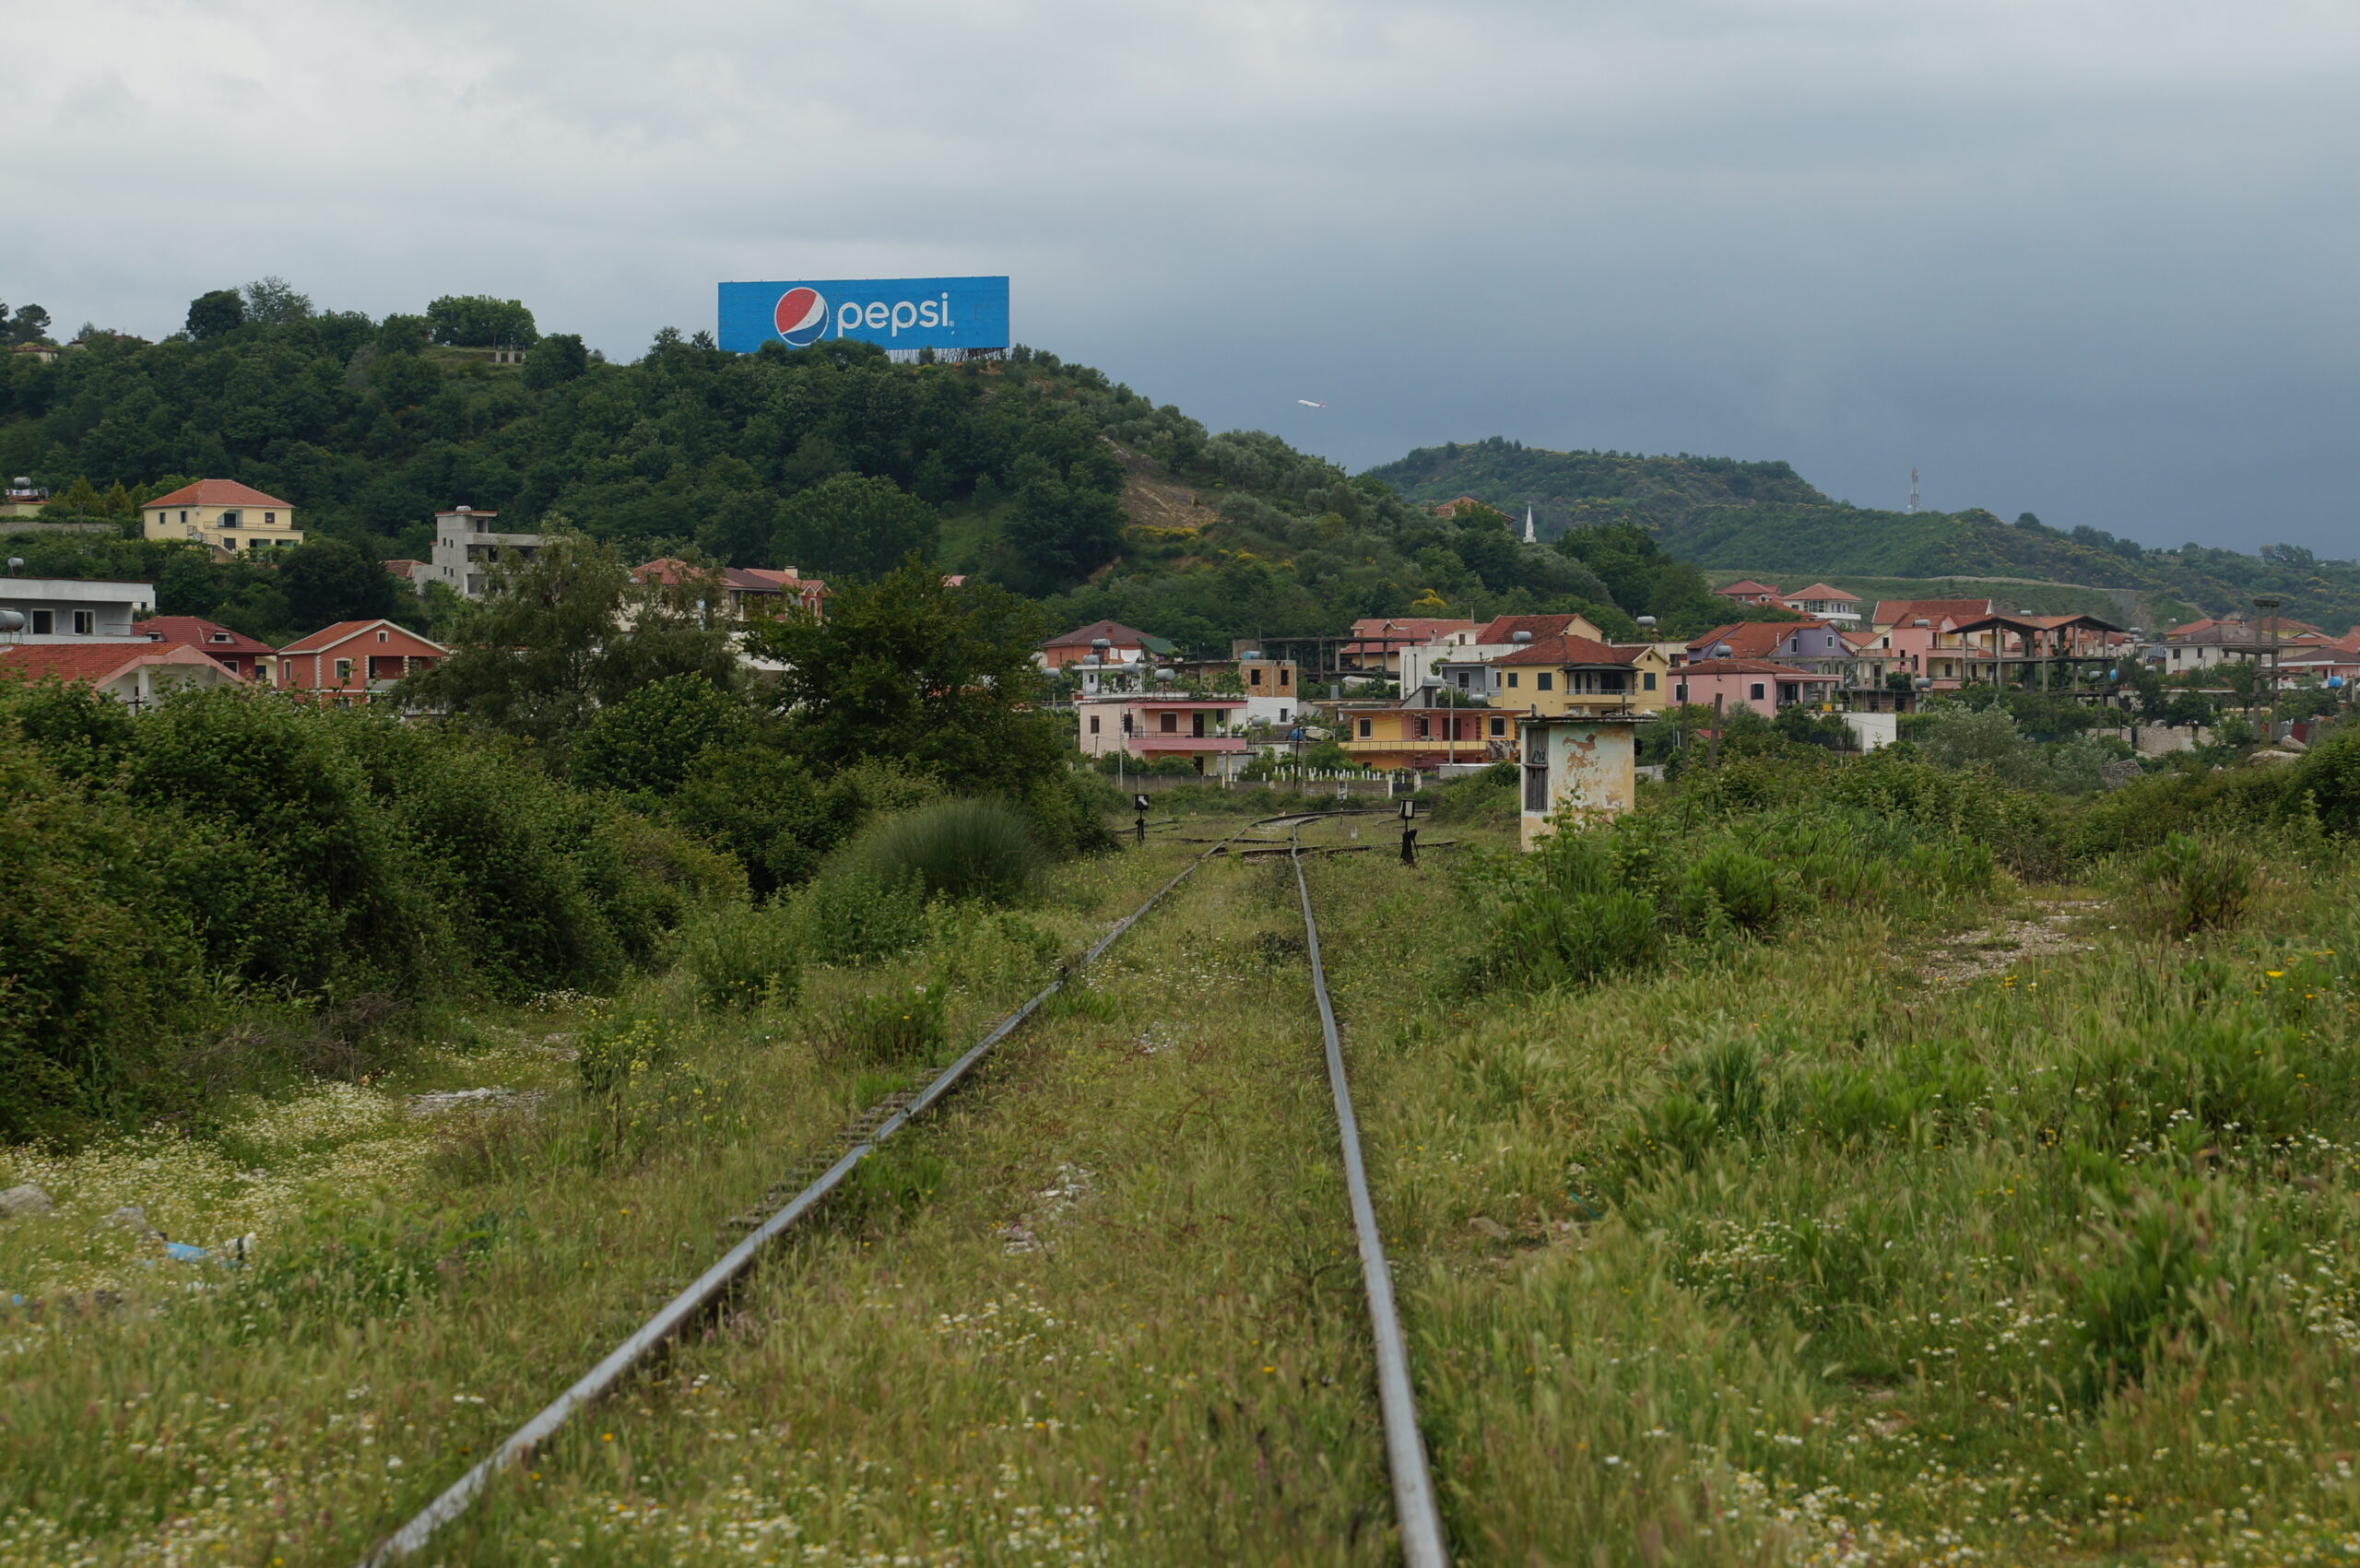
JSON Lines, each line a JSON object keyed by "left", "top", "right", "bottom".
{"left": 362, "top": 808, "right": 1446, "bottom": 1566}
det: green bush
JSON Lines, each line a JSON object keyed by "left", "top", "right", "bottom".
{"left": 791, "top": 856, "right": 930, "bottom": 964}
{"left": 1677, "top": 848, "right": 1785, "bottom": 935}
{"left": 678, "top": 902, "right": 802, "bottom": 1010}
{"left": 817, "top": 986, "right": 948, "bottom": 1066}
{"left": 850, "top": 798, "right": 1047, "bottom": 907}
{"left": 2142, "top": 832, "right": 2256, "bottom": 937}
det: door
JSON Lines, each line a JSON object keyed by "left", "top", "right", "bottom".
{"left": 1192, "top": 712, "right": 1206, "bottom": 738}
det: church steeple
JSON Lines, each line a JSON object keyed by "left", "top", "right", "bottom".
{"left": 1522, "top": 506, "right": 1536, "bottom": 545}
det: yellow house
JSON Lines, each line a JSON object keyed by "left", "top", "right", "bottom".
{"left": 1489, "top": 634, "right": 1670, "bottom": 717}
{"left": 1334, "top": 702, "right": 1511, "bottom": 771}
{"left": 141, "top": 479, "right": 303, "bottom": 557}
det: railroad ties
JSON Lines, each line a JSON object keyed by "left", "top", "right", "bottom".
{"left": 362, "top": 808, "right": 1448, "bottom": 1567}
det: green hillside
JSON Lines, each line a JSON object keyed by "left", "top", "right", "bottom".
{"left": 1369, "top": 436, "right": 2360, "bottom": 631}
{"left": 0, "top": 288, "right": 1664, "bottom": 654}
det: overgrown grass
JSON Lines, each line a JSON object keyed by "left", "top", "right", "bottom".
{"left": 1313, "top": 795, "right": 2360, "bottom": 1564}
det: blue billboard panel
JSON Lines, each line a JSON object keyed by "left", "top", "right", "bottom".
{"left": 717, "top": 276, "right": 1009, "bottom": 354}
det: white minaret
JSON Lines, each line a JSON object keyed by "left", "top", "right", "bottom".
{"left": 1522, "top": 506, "right": 1536, "bottom": 544}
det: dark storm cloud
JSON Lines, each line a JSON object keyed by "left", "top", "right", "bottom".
{"left": 12, "top": 0, "right": 2356, "bottom": 549}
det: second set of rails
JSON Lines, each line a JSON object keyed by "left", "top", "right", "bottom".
{"left": 362, "top": 809, "right": 1449, "bottom": 1566}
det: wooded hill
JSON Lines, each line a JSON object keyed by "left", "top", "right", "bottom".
{"left": 1, "top": 296, "right": 1704, "bottom": 652}
{"left": 1370, "top": 436, "right": 2360, "bottom": 631}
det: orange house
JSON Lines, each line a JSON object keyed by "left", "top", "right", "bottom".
{"left": 276, "top": 619, "right": 449, "bottom": 704}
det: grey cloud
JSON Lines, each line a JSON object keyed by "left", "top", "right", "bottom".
{"left": 9, "top": 0, "right": 2357, "bottom": 549}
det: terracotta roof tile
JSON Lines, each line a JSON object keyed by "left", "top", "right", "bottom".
{"left": 141, "top": 479, "right": 294, "bottom": 511}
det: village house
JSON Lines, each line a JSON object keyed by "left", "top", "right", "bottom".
{"left": 1415, "top": 612, "right": 1606, "bottom": 694}
{"left": 1713, "top": 579, "right": 1787, "bottom": 607}
{"left": 140, "top": 479, "right": 303, "bottom": 557}
{"left": 422, "top": 507, "right": 543, "bottom": 599}
{"left": 1778, "top": 583, "right": 1863, "bottom": 625}
{"left": 2154, "top": 616, "right": 2319, "bottom": 672}
{"left": 1074, "top": 691, "right": 1249, "bottom": 775}
{"left": 1488, "top": 633, "right": 1670, "bottom": 716}
{"left": 0, "top": 575, "right": 155, "bottom": 642}
{"left": 1038, "top": 619, "right": 1173, "bottom": 670}
{"left": 0, "top": 641, "right": 243, "bottom": 704}
{"left": 1333, "top": 699, "right": 1513, "bottom": 771}
{"left": 631, "top": 559, "right": 827, "bottom": 623}
{"left": 1950, "top": 612, "right": 2125, "bottom": 686}
{"left": 276, "top": 620, "right": 449, "bottom": 704}
{"left": 1864, "top": 599, "right": 1999, "bottom": 690}
{"left": 136, "top": 615, "right": 277, "bottom": 682}
{"left": 1672, "top": 656, "right": 1841, "bottom": 712}
{"left": 1687, "top": 619, "right": 1854, "bottom": 683}
{"left": 1338, "top": 617, "right": 1479, "bottom": 678}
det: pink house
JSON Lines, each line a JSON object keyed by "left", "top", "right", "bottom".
{"left": 1076, "top": 693, "right": 1249, "bottom": 775}
{"left": 1671, "top": 657, "right": 1839, "bottom": 712}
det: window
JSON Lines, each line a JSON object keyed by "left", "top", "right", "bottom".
{"left": 1675, "top": 683, "right": 1688, "bottom": 701}
{"left": 1750, "top": 682, "right": 1765, "bottom": 701}
{"left": 1537, "top": 672, "right": 1553, "bottom": 691}
{"left": 1160, "top": 711, "right": 1177, "bottom": 734}
{"left": 376, "top": 630, "right": 389, "bottom": 643}
{"left": 221, "top": 536, "right": 238, "bottom": 550}
{"left": 1415, "top": 716, "right": 1430, "bottom": 739}
{"left": 1489, "top": 716, "right": 1504, "bottom": 737}
{"left": 1089, "top": 715, "right": 1101, "bottom": 735}
{"left": 336, "top": 659, "right": 353, "bottom": 683}
{"left": 1506, "top": 672, "right": 1519, "bottom": 689}
{"left": 30, "top": 609, "right": 53, "bottom": 634}
{"left": 263, "top": 512, "right": 275, "bottom": 525}
{"left": 1278, "top": 668, "right": 1291, "bottom": 689}
{"left": 1523, "top": 756, "right": 1549, "bottom": 813}
{"left": 1248, "top": 666, "right": 1262, "bottom": 686}
{"left": 209, "top": 632, "right": 230, "bottom": 643}
{"left": 72, "top": 610, "right": 93, "bottom": 635}
{"left": 1358, "top": 718, "right": 1372, "bottom": 738}
{"left": 219, "top": 511, "right": 240, "bottom": 528}
{"left": 1643, "top": 671, "right": 1657, "bottom": 691}
{"left": 179, "top": 510, "right": 187, "bottom": 524}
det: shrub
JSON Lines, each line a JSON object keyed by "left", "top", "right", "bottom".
{"left": 1472, "top": 885, "right": 1662, "bottom": 991}
{"left": 576, "top": 1013, "right": 676, "bottom": 1097}
{"left": 2142, "top": 832, "right": 2255, "bottom": 937}
{"left": 816, "top": 985, "right": 947, "bottom": 1066}
{"left": 678, "top": 902, "right": 801, "bottom": 1010}
{"left": 851, "top": 799, "right": 1046, "bottom": 907}
{"left": 1678, "top": 848, "right": 1785, "bottom": 935}
{"left": 791, "top": 856, "right": 929, "bottom": 964}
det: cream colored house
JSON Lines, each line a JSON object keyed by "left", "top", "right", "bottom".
{"left": 141, "top": 479, "right": 303, "bottom": 556}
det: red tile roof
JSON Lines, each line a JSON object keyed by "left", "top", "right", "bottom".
{"left": 1346, "top": 617, "right": 1478, "bottom": 640}
{"left": 1491, "top": 633, "right": 1632, "bottom": 666}
{"left": 141, "top": 479, "right": 294, "bottom": 511}
{"left": 1042, "top": 618, "right": 1161, "bottom": 648}
{"left": 1872, "top": 598, "right": 1996, "bottom": 628}
{"left": 1783, "top": 583, "right": 1858, "bottom": 602}
{"left": 1715, "top": 580, "right": 1783, "bottom": 597}
{"left": 1470, "top": 613, "right": 1597, "bottom": 645}
{"left": 0, "top": 642, "right": 223, "bottom": 685}
{"left": 1686, "top": 620, "right": 1833, "bottom": 658}
{"left": 137, "top": 615, "right": 275, "bottom": 656}
{"left": 278, "top": 619, "right": 450, "bottom": 655}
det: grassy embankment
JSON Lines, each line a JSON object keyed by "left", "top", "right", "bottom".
{"left": 1313, "top": 768, "right": 2360, "bottom": 1565}
{"left": 0, "top": 832, "right": 1215, "bottom": 1566}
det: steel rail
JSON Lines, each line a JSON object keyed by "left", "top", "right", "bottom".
{"left": 1291, "top": 824, "right": 1452, "bottom": 1568}
{"left": 360, "top": 820, "right": 1263, "bottom": 1566}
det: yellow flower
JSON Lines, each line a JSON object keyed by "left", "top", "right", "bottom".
{"left": 2267, "top": 971, "right": 2284, "bottom": 978}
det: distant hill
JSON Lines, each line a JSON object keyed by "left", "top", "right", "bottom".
{"left": 1367, "top": 436, "right": 2360, "bottom": 631}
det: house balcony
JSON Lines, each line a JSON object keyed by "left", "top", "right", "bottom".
{"left": 1127, "top": 733, "right": 1248, "bottom": 753}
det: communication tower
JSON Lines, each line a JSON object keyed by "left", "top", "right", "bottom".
{"left": 1906, "top": 467, "right": 1921, "bottom": 514}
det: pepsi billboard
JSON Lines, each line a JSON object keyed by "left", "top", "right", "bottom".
{"left": 717, "top": 276, "right": 1009, "bottom": 354}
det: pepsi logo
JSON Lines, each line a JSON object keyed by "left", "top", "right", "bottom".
{"left": 773, "top": 287, "right": 829, "bottom": 348}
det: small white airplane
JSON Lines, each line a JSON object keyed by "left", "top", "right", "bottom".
{"left": 1297, "top": 398, "right": 1325, "bottom": 408}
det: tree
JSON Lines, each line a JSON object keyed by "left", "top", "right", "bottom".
{"left": 744, "top": 561, "right": 1060, "bottom": 800}
{"left": 773, "top": 473, "right": 940, "bottom": 582}
{"left": 426, "top": 295, "right": 538, "bottom": 348}
{"left": 997, "top": 472, "right": 1125, "bottom": 593}
{"left": 242, "top": 277, "right": 313, "bottom": 326}
{"left": 403, "top": 531, "right": 739, "bottom": 759}
{"left": 2161, "top": 689, "right": 2215, "bottom": 730}
{"left": 571, "top": 673, "right": 753, "bottom": 796}
{"left": 186, "top": 289, "right": 244, "bottom": 340}
{"left": 523, "top": 332, "right": 588, "bottom": 388}
{"left": 6, "top": 304, "right": 51, "bottom": 345}
{"left": 279, "top": 537, "right": 397, "bottom": 630}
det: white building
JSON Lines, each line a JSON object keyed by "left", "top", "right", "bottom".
{"left": 0, "top": 576, "right": 155, "bottom": 642}
{"left": 422, "top": 507, "right": 542, "bottom": 599}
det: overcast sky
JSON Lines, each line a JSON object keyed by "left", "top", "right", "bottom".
{"left": 12, "top": 0, "right": 2357, "bottom": 553}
